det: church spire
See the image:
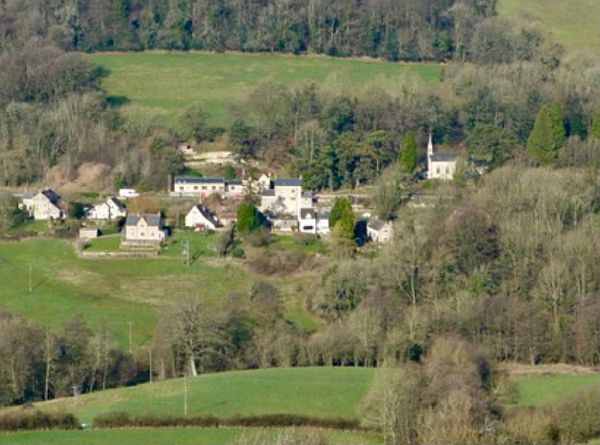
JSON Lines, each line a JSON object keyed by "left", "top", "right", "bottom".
{"left": 427, "top": 132, "right": 433, "bottom": 158}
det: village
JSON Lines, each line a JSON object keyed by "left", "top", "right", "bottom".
{"left": 11, "top": 135, "right": 455, "bottom": 252}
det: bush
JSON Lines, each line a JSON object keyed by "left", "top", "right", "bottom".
{"left": 248, "top": 250, "right": 313, "bottom": 276}
{"left": 547, "top": 387, "right": 600, "bottom": 444}
{"left": 92, "top": 412, "right": 359, "bottom": 430}
{"left": 0, "top": 410, "right": 79, "bottom": 431}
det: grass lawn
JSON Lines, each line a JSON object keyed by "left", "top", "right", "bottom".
{"left": 85, "top": 52, "right": 442, "bottom": 126}
{"left": 159, "top": 231, "right": 217, "bottom": 259}
{"left": 0, "top": 428, "right": 382, "bottom": 445}
{"left": 7, "top": 220, "right": 51, "bottom": 235}
{"left": 83, "top": 235, "right": 130, "bottom": 253}
{"left": 498, "top": 0, "right": 600, "bottom": 58}
{"left": 514, "top": 373, "right": 600, "bottom": 407}
{"left": 36, "top": 367, "right": 375, "bottom": 424}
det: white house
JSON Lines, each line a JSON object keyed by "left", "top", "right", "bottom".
{"left": 21, "top": 189, "right": 63, "bottom": 220}
{"left": 427, "top": 134, "right": 458, "bottom": 180}
{"left": 185, "top": 205, "right": 220, "bottom": 230}
{"left": 367, "top": 220, "right": 394, "bottom": 244}
{"left": 171, "top": 177, "right": 226, "bottom": 198}
{"left": 85, "top": 197, "right": 126, "bottom": 220}
{"left": 224, "top": 179, "right": 244, "bottom": 199}
{"left": 259, "top": 178, "right": 303, "bottom": 216}
{"left": 299, "top": 208, "right": 330, "bottom": 235}
{"left": 118, "top": 188, "right": 139, "bottom": 199}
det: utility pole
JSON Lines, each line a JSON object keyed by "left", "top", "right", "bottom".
{"left": 29, "top": 264, "right": 32, "bottom": 293}
{"left": 183, "top": 374, "right": 188, "bottom": 417}
{"left": 148, "top": 349, "right": 153, "bottom": 384}
{"left": 182, "top": 238, "right": 190, "bottom": 267}
{"left": 127, "top": 321, "right": 134, "bottom": 354}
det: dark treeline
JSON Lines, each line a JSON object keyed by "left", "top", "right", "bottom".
{"left": 0, "top": 312, "right": 148, "bottom": 406}
{"left": 3, "top": 0, "right": 502, "bottom": 62}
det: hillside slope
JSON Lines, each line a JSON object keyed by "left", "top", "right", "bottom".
{"left": 499, "top": 0, "right": 600, "bottom": 57}
{"left": 34, "top": 367, "right": 375, "bottom": 424}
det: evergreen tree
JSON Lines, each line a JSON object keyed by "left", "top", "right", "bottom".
{"left": 527, "top": 103, "right": 566, "bottom": 165}
{"left": 329, "top": 197, "right": 355, "bottom": 239}
{"left": 237, "top": 202, "right": 264, "bottom": 232}
{"left": 398, "top": 132, "right": 417, "bottom": 174}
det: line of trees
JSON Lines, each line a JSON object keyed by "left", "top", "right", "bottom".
{"left": 1, "top": 0, "right": 503, "bottom": 62}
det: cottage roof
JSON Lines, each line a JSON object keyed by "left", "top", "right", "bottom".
{"left": 274, "top": 178, "right": 302, "bottom": 187}
{"left": 226, "top": 179, "right": 242, "bottom": 185}
{"left": 300, "top": 208, "right": 316, "bottom": 219}
{"left": 41, "top": 189, "right": 60, "bottom": 203}
{"left": 107, "top": 197, "right": 125, "bottom": 210}
{"left": 126, "top": 214, "right": 162, "bottom": 227}
{"left": 191, "top": 205, "right": 219, "bottom": 227}
{"left": 431, "top": 152, "right": 458, "bottom": 162}
{"left": 175, "top": 176, "right": 225, "bottom": 184}
{"left": 368, "top": 219, "right": 386, "bottom": 231}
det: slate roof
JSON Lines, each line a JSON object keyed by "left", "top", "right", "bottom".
{"left": 41, "top": 189, "right": 60, "bottom": 203}
{"left": 226, "top": 179, "right": 242, "bottom": 185}
{"left": 431, "top": 152, "right": 459, "bottom": 162}
{"left": 300, "top": 208, "right": 316, "bottom": 219}
{"left": 368, "top": 219, "right": 386, "bottom": 231}
{"left": 274, "top": 178, "right": 302, "bottom": 187}
{"left": 175, "top": 176, "right": 225, "bottom": 184}
{"left": 191, "top": 205, "right": 220, "bottom": 227}
{"left": 107, "top": 197, "right": 125, "bottom": 210}
{"left": 126, "top": 214, "right": 162, "bottom": 227}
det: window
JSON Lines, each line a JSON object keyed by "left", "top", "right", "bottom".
{"left": 202, "top": 186, "right": 207, "bottom": 190}
{"left": 179, "top": 186, "right": 184, "bottom": 191}
{"left": 141, "top": 232, "right": 145, "bottom": 237}
{"left": 194, "top": 186, "right": 198, "bottom": 190}
{"left": 436, "top": 167, "right": 440, "bottom": 174}
{"left": 212, "top": 186, "right": 216, "bottom": 190}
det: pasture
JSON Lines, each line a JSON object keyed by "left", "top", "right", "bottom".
{"left": 514, "top": 372, "right": 600, "bottom": 407}
{"left": 0, "top": 237, "right": 320, "bottom": 348}
{"left": 36, "top": 367, "right": 375, "bottom": 424}
{"left": 84, "top": 52, "right": 442, "bottom": 125}
{"left": 498, "top": 0, "right": 600, "bottom": 58}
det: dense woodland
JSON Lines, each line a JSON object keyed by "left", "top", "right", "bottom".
{"left": 3, "top": 0, "right": 503, "bottom": 61}
{"left": 1, "top": 2, "right": 600, "bottom": 443}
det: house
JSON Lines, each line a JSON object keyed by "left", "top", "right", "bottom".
{"left": 21, "top": 189, "right": 63, "bottom": 220}
{"left": 367, "top": 220, "right": 394, "bottom": 244}
{"left": 185, "top": 205, "right": 220, "bottom": 230}
{"left": 225, "top": 179, "right": 244, "bottom": 199}
{"left": 122, "top": 213, "right": 166, "bottom": 246}
{"left": 85, "top": 197, "right": 126, "bottom": 220}
{"left": 299, "top": 208, "right": 330, "bottom": 235}
{"left": 427, "top": 133, "right": 458, "bottom": 180}
{"left": 170, "top": 176, "right": 226, "bottom": 198}
{"left": 259, "top": 178, "right": 303, "bottom": 216}
{"left": 118, "top": 188, "right": 139, "bottom": 199}
{"left": 271, "top": 216, "right": 298, "bottom": 233}
{"left": 257, "top": 173, "right": 272, "bottom": 191}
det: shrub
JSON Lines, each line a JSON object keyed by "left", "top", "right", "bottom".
{"left": 0, "top": 410, "right": 79, "bottom": 431}
{"left": 547, "top": 387, "right": 600, "bottom": 444}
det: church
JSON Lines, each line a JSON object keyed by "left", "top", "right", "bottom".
{"left": 427, "top": 133, "right": 458, "bottom": 180}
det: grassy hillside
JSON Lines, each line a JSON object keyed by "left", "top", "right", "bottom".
{"left": 85, "top": 52, "right": 441, "bottom": 125}
{"left": 0, "top": 428, "right": 381, "bottom": 445}
{"left": 37, "top": 367, "right": 375, "bottom": 424}
{"left": 498, "top": 0, "right": 600, "bottom": 57}
{"left": 0, "top": 238, "right": 320, "bottom": 348}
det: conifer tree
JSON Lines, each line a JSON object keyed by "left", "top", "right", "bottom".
{"left": 527, "top": 103, "right": 566, "bottom": 165}
{"left": 398, "top": 132, "right": 417, "bottom": 174}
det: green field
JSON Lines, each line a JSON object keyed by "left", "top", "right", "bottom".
{"left": 0, "top": 428, "right": 381, "bottom": 445}
{"left": 85, "top": 52, "right": 441, "bottom": 125}
{"left": 515, "top": 373, "right": 600, "bottom": 407}
{"left": 0, "top": 238, "right": 319, "bottom": 348}
{"left": 499, "top": 0, "right": 600, "bottom": 57}
{"left": 37, "top": 367, "right": 375, "bottom": 424}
